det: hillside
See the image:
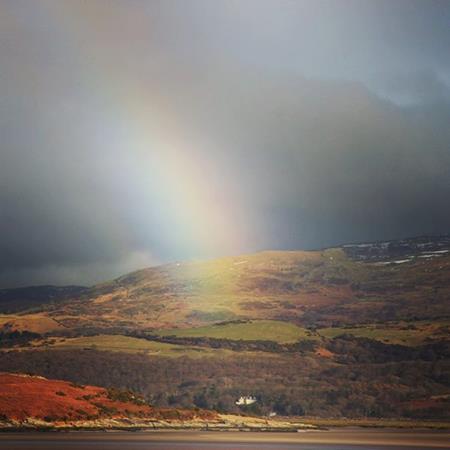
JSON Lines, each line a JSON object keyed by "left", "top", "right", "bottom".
{"left": 0, "top": 372, "right": 153, "bottom": 422}
{"left": 0, "top": 286, "right": 87, "bottom": 314}
{"left": 0, "top": 373, "right": 311, "bottom": 431}
{"left": 0, "top": 236, "right": 449, "bottom": 420}
{"left": 1, "top": 236, "right": 448, "bottom": 332}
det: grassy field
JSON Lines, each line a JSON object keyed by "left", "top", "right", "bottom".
{"left": 39, "top": 334, "right": 246, "bottom": 359}
{"left": 157, "top": 320, "right": 317, "bottom": 343}
{"left": 50, "top": 334, "right": 179, "bottom": 354}
{"left": 318, "top": 320, "right": 450, "bottom": 346}
{"left": 0, "top": 314, "right": 64, "bottom": 333}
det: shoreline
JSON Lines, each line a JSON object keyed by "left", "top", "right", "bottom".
{"left": 2, "top": 416, "right": 449, "bottom": 432}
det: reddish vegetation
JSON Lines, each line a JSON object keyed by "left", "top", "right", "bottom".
{"left": 0, "top": 373, "right": 216, "bottom": 422}
{"left": 315, "top": 347, "right": 334, "bottom": 358}
{"left": 404, "top": 398, "right": 443, "bottom": 411}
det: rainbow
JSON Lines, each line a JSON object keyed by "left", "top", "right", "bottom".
{"left": 35, "top": 1, "right": 252, "bottom": 262}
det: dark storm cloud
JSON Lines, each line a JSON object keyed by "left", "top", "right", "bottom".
{"left": 1, "top": 0, "right": 450, "bottom": 287}
{"left": 182, "top": 74, "right": 450, "bottom": 249}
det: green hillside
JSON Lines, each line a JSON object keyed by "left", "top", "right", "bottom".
{"left": 158, "top": 320, "right": 317, "bottom": 343}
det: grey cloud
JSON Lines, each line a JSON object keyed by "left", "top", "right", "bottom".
{"left": 1, "top": 0, "right": 450, "bottom": 287}
{"left": 376, "top": 71, "right": 450, "bottom": 106}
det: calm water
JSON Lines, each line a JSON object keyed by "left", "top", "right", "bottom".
{"left": 0, "top": 443, "right": 444, "bottom": 450}
{"left": 0, "top": 431, "right": 448, "bottom": 450}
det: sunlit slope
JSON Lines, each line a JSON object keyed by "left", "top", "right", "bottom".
{"left": 30, "top": 335, "right": 233, "bottom": 358}
{"left": 28, "top": 246, "right": 449, "bottom": 331}
{"left": 158, "top": 320, "right": 317, "bottom": 343}
{"left": 42, "top": 249, "right": 353, "bottom": 329}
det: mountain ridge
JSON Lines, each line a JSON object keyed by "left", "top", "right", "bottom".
{"left": 1, "top": 235, "right": 450, "bottom": 332}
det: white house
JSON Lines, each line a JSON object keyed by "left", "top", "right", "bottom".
{"left": 235, "top": 395, "right": 257, "bottom": 406}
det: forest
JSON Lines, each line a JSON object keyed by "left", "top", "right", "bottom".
{"left": 1, "top": 338, "right": 448, "bottom": 419}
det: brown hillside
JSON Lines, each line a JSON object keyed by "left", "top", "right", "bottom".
{"left": 41, "top": 248, "right": 450, "bottom": 329}
{"left": 0, "top": 373, "right": 216, "bottom": 422}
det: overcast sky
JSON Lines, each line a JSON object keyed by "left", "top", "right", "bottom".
{"left": 1, "top": 0, "right": 450, "bottom": 287}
